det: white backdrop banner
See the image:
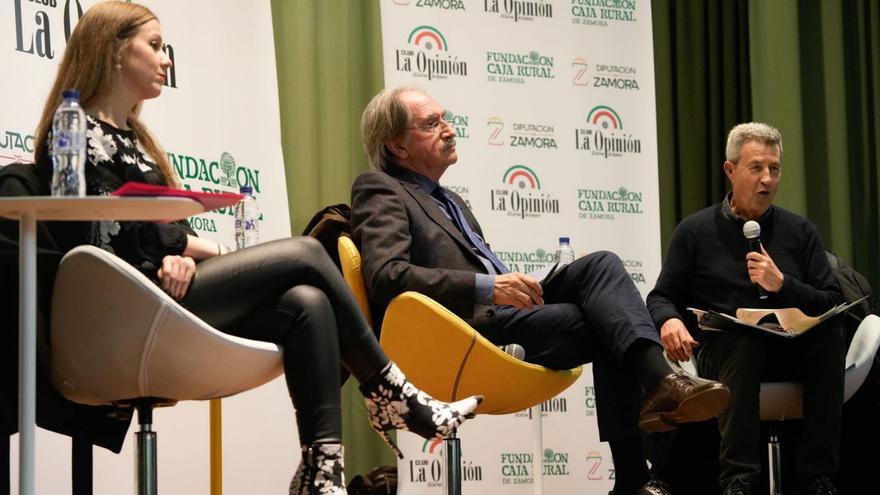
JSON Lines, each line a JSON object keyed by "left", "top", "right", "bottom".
{"left": 4, "top": 1, "right": 297, "bottom": 493}
{"left": 380, "top": 0, "right": 661, "bottom": 493}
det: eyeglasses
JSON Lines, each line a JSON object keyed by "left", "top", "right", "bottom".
{"left": 407, "top": 111, "right": 454, "bottom": 133}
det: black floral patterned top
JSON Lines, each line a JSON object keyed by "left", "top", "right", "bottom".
{"left": 37, "top": 115, "right": 194, "bottom": 281}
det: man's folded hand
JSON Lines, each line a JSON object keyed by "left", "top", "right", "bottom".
{"left": 493, "top": 272, "right": 544, "bottom": 309}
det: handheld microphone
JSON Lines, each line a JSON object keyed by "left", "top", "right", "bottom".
{"left": 501, "top": 343, "right": 525, "bottom": 360}
{"left": 742, "top": 220, "right": 768, "bottom": 300}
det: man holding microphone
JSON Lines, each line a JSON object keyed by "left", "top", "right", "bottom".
{"left": 647, "top": 123, "right": 844, "bottom": 495}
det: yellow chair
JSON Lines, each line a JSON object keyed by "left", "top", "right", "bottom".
{"left": 338, "top": 236, "right": 581, "bottom": 492}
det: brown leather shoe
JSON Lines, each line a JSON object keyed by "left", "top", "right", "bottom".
{"left": 639, "top": 373, "right": 730, "bottom": 432}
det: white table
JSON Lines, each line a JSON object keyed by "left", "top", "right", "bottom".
{"left": 0, "top": 196, "right": 204, "bottom": 495}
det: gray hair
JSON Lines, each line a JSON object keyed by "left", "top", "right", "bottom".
{"left": 725, "top": 122, "right": 783, "bottom": 163}
{"left": 361, "top": 87, "right": 420, "bottom": 171}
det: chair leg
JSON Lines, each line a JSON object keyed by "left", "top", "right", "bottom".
{"left": 2, "top": 434, "right": 9, "bottom": 495}
{"left": 531, "top": 404, "right": 543, "bottom": 495}
{"left": 767, "top": 425, "right": 782, "bottom": 495}
{"left": 71, "top": 436, "right": 92, "bottom": 495}
{"left": 443, "top": 433, "right": 461, "bottom": 495}
{"left": 136, "top": 403, "right": 158, "bottom": 495}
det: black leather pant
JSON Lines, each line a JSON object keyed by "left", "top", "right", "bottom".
{"left": 181, "top": 236, "right": 388, "bottom": 444}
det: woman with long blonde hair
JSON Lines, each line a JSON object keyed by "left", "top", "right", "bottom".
{"left": 34, "top": 2, "right": 481, "bottom": 493}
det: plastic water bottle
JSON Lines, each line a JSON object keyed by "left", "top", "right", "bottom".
{"left": 555, "top": 236, "right": 575, "bottom": 265}
{"left": 234, "top": 185, "right": 259, "bottom": 249}
{"left": 50, "top": 89, "right": 86, "bottom": 196}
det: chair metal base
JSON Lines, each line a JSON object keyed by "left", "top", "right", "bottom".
{"left": 443, "top": 435, "right": 461, "bottom": 495}
{"left": 71, "top": 437, "right": 92, "bottom": 495}
{"left": 133, "top": 400, "right": 166, "bottom": 495}
{"left": 767, "top": 425, "right": 782, "bottom": 495}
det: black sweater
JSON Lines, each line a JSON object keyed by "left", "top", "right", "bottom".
{"left": 646, "top": 204, "right": 843, "bottom": 336}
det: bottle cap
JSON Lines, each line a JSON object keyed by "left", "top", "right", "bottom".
{"left": 239, "top": 185, "right": 253, "bottom": 194}
{"left": 62, "top": 89, "right": 81, "bottom": 100}
{"left": 559, "top": 236, "right": 570, "bottom": 244}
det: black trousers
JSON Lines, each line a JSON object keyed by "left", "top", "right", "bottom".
{"left": 180, "top": 236, "right": 387, "bottom": 444}
{"left": 697, "top": 323, "right": 845, "bottom": 488}
{"left": 474, "top": 251, "right": 661, "bottom": 441}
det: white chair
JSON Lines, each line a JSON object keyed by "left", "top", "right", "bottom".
{"left": 672, "top": 314, "right": 880, "bottom": 495}
{"left": 49, "top": 245, "right": 284, "bottom": 495}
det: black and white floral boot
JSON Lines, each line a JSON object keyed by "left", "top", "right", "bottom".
{"left": 360, "top": 362, "right": 483, "bottom": 458}
{"left": 289, "top": 443, "right": 345, "bottom": 495}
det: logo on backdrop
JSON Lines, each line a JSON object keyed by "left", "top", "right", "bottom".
{"left": 491, "top": 165, "right": 560, "bottom": 219}
{"left": 586, "top": 450, "right": 606, "bottom": 480}
{"left": 394, "top": 25, "right": 468, "bottom": 80}
{"left": 584, "top": 385, "right": 596, "bottom": 416}
{"left": 487, "top": 117, "right": 505, "bottom": 145}
{"left": 622, "top": 258, "right": 647, "bottom": 286}
{"left": 447, "top": 110, "right": 471, "bottom": 138}
{"left": 571, "top": 57, "right": 589, "bottom": 85}
{"left": 423, "top": 438, "right": 443, "bottom": 453}
{"left": 408, "top": 440, "right": 483, "bottom": 485}
{"left": 13, "top": 0, "right": 179, "bottom": 88}
{"left": 1, "top": 128, "right": 35, "bottom": 164}
{"left": 496, "top": 248, "right": 555, "bottom": 274}
{"left": 574, "top": 105, "right": 642, "bottom": 158}
{"left": 543, "top": 449, "right": 571, "bottom": 476}
{"left": 169, "top": 150, "right": 261, "bottom": 232}
{"left": 515, "top": 396, "right": 569, "bottom": 418}
{"left": 444, "top": 184, "right": 473, "bottom": 209}
{"left": 483, "top": 0, "right": 554, "bottom": 22}
{"left": 486, "top": 117, "right": 557, "bottom": 149}
{"left": 571, "top": 58, "right": 640, "bottom": 90}
{"left": 392, "top": 0, "right": 466, "bottom": 10}
{"left": 500, "top": 452, "right": 533, "bottom": 485}
{"left": 486, "top": 50, "right": 555, "bottom": 84}
{"left": 571, "top": 0, "right": 637, "bottom": 27}
{"left": 577, "top": 186, "right": 644, "bottom": 219}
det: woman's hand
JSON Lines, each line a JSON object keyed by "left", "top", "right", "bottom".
{"left": 157, "top": 255, "right": 196, "bottom": 300}
{"left": 183, "top": 234, "right": 229, "bottom": 260}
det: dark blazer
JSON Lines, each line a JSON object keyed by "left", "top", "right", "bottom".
{"left": 351, "top": 168, "right": 492, "bottom": 325}
{"left": 1, "top": 163, "right": 132, "bottom": 452}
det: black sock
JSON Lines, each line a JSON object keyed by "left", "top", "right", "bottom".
{"left": 623, "top": 338, "right": 673, "bottom": 392}
{"left": 609, "top": 436, "right": 650, "bottom": 493}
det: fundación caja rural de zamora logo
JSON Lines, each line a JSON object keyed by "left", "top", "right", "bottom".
{"left": 542, "top": 448, "right": 571, "bottom": 476}
{"left": 393, "top": 0, "right": 466, "bottom": 11}
{"left": 169, "top": 150, "right": 262, "bottom": 234}
{"left": 571, "top": 0, "right": 637, "bottom": 27}
{"left": 575, "top": 105, "right": 642, "bottom": 158}
{"left": 395, "top": 25, "right": 468, "bottom": 80}
{"left": 496, "top": 247, "right": 555, "bottom": 274}
{"left": 486, "top": 50, "right": 555, "bottom": 84}
{"left": 483, "top": 0, "right": 554, "bottom": 22}
{"left": 577, "top": 185, "right": 644, "bottom": 220}
{"left": 486, "top": 117, "right": 558, "bottom": 149}
{"left": 491, "top": 165, "right": 560, "bottom": 219}
{"left": 500, "top": 452, "right": 534, "bottom": 483}
{"left": 571, "top": 57, "right": 640, "bottom": 90}
{"left": 445, "top": 110, "right": 470, "bottom": 139}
